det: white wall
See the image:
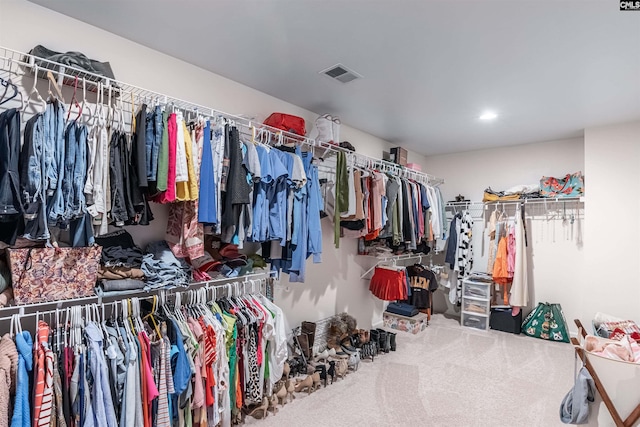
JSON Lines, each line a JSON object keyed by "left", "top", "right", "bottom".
{"left": 0, "top": 0, "right": 432, "bottom": 331}
{"left": 423, "top": 138, "right": 588, "bottom": 329}
{"left": 423, "top": 138, "right": 585, "bottom": 202}
{"left": 584, "top": 120, "right": 640, "bottom": 323}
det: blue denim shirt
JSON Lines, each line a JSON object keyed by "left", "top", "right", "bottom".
{"left": 198, "top": 121, "right": 217, "bottom": 224}
{"left": 145, "top": 105, "right": 163, "bottom": 181}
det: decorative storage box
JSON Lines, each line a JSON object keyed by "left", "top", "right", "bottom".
{"left": 383, "top": 312, "right": 428, "bottom": 334}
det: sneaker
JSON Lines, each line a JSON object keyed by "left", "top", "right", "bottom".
{"left": 315, "top": 114, "right": 334, "bottom": 144}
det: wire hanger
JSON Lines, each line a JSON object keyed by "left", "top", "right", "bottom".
{"left": 0, "top": 79, "right": 17, "bottom": 106}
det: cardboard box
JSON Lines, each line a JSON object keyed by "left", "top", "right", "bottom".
{"left": 390, "top": 147, "right": 408, "bottom": 166}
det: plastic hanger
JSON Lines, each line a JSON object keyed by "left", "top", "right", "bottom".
{"left": 79, "top": 78, "right": 93, "bottom": 125}
{"left": 24, "top": 64, "right": 47, "bottom": 113}
{"left": 66, "top": 76, "right": 82, "bottom": 121}
{"left": 5, "top": 59, "right": 25, "bottom": 111}
{"left": 144, "top": 295, "right": 163, "bottom": 339}
{"left": 0, "top": 77, "right": 18, "bottom": 106}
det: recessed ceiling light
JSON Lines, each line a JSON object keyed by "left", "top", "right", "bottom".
{"left": 479, "top": 111, "right": 498, "bottom": 121}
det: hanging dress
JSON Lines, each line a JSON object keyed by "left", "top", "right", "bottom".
{"left": 510, "top": 207, "right": 529, "bottom": 307}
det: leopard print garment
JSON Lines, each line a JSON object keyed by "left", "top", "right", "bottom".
{"left": 244, "top": 325, "right": 262, "bottom": 405}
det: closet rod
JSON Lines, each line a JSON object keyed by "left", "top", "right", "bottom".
{"left": 0, "top": 45, "right": 445, "bottom": 186}
{"left": 445, "top": 197, "right": 584, "bottom": 208}
{"left": 0, "top": 270, "right": 278, "bottom": 317}
{"left": 359, "top": 253, "right": 426, "bottom": 279}
{"left": 317, "top": 142, "right": 444, "bottom": 185}
{"left": 0, "top": 278, "right": 268, "bottom": 325}
{"left": 0, "top": 46, "right": 315, "bottom": 147}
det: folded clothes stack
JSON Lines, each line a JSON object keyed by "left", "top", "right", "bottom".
{"left": 95, "top": 230, "right": 150, "bottom": 295}
{"left": 199, "top": 235, "right": 267, "bottom": 278}
{"left": 142, "top": 240, "right": 191, "bottom": 289}
{"left": 483, "top": 185, "right": 540, "bottom": 202}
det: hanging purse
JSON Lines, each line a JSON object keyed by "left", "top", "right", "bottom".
{"left": 8, "top": 246, "right": 102, "bottom": 304}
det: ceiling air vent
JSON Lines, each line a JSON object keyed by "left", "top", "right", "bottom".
{"left": 320, "top": 64, "right": 362, "bottom": 84}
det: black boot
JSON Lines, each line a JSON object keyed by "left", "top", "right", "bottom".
{"left": 369, "top": 329, "right": 380, "bottom": 354}
{"left": 301, "top": 321, "right": 316, "bottom": 357}
{"left": 377, "top": 329, "right": 389, "bottom": 354}
{"left": 389, "top": 332, "right": 397, "bottom": 351}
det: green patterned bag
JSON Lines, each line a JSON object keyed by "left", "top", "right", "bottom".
{"left": 522, "top": 302, "right": 570, "bottom": 343}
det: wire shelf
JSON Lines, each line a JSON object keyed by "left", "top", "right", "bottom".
{"left": 0, "top": 269, "right": 278, "bottom": 319}
{"left": 0, "top": 45, "right": 445, "bottom": 186}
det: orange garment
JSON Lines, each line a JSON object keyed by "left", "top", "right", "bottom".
{"left": 235, "top": 364, "right": 243, "bottom": 409}
{"left": 492, "top": 236, "right": 512, "bottom": 285}
{"left": 364, "top": 228, "right": 380, "bottom": 241}
{"left": 33, "top": 321, "right": 53, "bottom": 426}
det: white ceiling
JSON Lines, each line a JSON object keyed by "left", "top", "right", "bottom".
{"left": 29, "top": 0, "right": 640, "bottom": 156}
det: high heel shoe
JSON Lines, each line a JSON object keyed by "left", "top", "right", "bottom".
{"left": 314, "top": 349, "right": 329, "bottom": 361}
{"left": 246, "top": 397, "right": 269, "bottom": 419}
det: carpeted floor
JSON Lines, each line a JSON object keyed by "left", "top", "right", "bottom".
{"left": 245, "top": 314, "right": 575, "bottom": 427}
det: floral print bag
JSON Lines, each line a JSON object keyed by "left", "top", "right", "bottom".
{"left": 540, "top": 172, "right": 584, "bottom": 198}
{"left": 8, "top": 246, "right": 102, "bottom": 304}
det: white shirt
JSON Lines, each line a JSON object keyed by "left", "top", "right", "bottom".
{"left": 174, "top": 113, "right": 189, "bottom": 183}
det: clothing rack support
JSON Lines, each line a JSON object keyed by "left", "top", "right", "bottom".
{"left": 359, "top": 253, "right": 426, "bottom": 279}
{"left": 571, "top": 319, "right": 640, "bottom": 427}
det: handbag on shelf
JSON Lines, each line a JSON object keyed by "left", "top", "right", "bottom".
{"left": 263, "top": 113, "right": 306, "bottom": 138}
{"left": 540, "top": 172, "right": 584, "bottom": 198}
{"left": 522, "top": 302, "right": 570, "bottom": 343}
{"left": 7, "top": 246, "right": 102, "bottom": 304}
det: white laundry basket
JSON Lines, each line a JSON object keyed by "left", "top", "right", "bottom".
{"left": 574, "top": 318, "right": 640, "bottom": 427}
{"left": 584, "top": 351, "right": 640, "bottom": 426}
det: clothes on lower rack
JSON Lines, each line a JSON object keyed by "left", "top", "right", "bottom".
{"left": 369, "top": 266, "right": 409, "bottom": 301}
{"left": 0, "top": 292, "right": 286, "bottom": 427}
{"left": 404, "top": 264, "right": 439, "bottom": 310}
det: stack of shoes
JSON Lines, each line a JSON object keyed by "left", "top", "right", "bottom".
{"left": 369, "top": 328, "right": 397, "bottom": 355}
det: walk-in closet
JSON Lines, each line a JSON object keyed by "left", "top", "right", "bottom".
{"left": 0, "top": 1, "right": 638, "bottom": 426}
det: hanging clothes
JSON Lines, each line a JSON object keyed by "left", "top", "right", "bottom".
{"left": 486, "top": 210, "right": 498, "bottom": 273}
{"left": 11, "top": 330, "right": 32, "bottom": 427}
{"left": 333, "top": 152, "right": 348, "bottom": 248}
{"left": 0, "top": 334, "right": 16, "bottom": 427}
{"left": 452, "top": 211, "right": 473, "bottom": 305}
{"left": 369, "top": 266, "right": 408, "bottom": 301}
{"left": 510, "top": 205, "right": 529, "bottom": 307}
